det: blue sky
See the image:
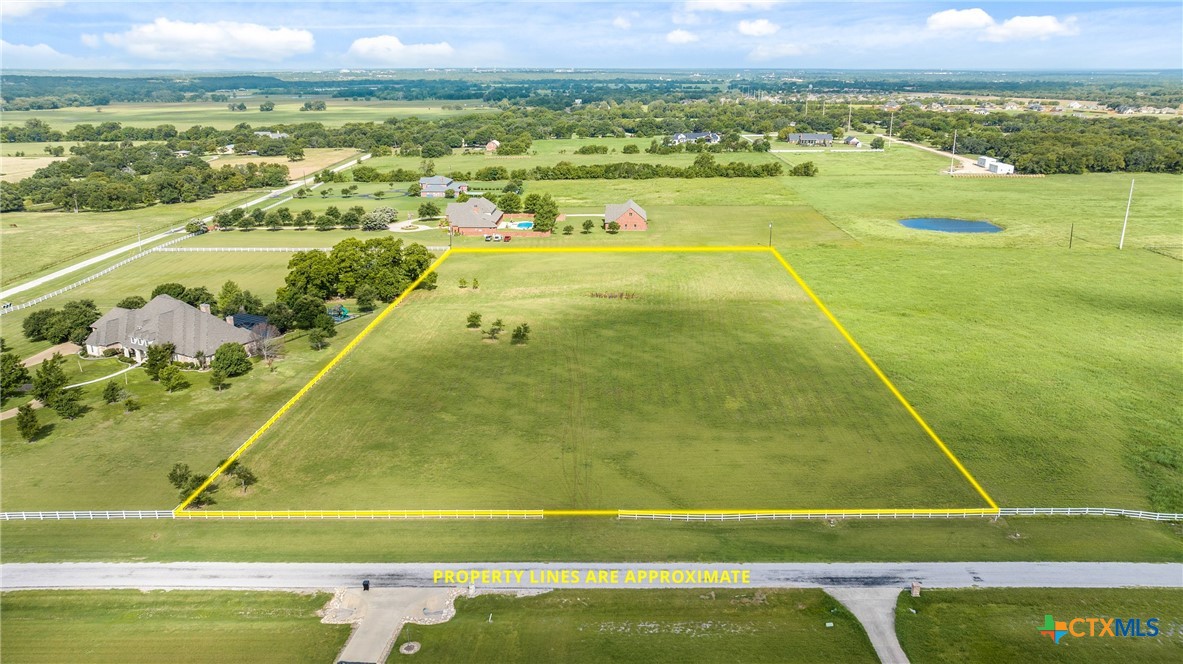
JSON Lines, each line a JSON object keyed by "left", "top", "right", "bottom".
{"left": 2, "top": 1, "right": 1180, "bottom": 70}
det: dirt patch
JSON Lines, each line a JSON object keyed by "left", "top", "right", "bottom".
{"left": 589, "top": 292, "right": 638, "bottom": 300}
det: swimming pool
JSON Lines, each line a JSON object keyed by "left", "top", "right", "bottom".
{"left": 507, "top": 221, "right": 534, "bottom": 230}
{"left": 900, "top": 218, "right": 1002, "bottom": 233}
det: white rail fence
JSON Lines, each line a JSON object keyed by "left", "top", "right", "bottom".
{"left": 998, "top": 507, "right": 1182, "bottom": 522}
{"left": 0, "top": 234, "right": 195, "bottom": 316}
{"left": 156, "top": 247, "right": 333, "bottom": 253}
{"left": 1, "top": 511, "right": 175, "bottom": 521}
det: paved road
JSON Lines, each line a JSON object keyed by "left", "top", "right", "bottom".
{"left": 3, "top": 562, "right": 1179, "bottom": 591}
{"left": 0, "top": 153, "right": 370, "bottom": 301}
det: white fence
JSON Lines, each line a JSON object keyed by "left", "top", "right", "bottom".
{"left": 155, "top": 247, "right": 332, "bottom": 253}
{"left": 998, "top": 507, "right": 1182, "bottom": 522}
{"left": 0, "top": 511, "right": 174, "bottom": 520}
{"left": 0, "top": 233, "right": 195, "bottom": 316}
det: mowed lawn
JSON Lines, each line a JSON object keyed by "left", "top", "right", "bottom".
{"left": 897, "top": 588, "right": 1183, "bottom": 663}
{"left": 392, "top": 589, "right": 877, "bottom": 663}
{"left": 218, "top": 251, "right": 987, "bottom": 511}
{"left": 0, "top": 190, "right": 263, "bottom": 288}
{"left": 785, "top": 247, "right": 1183, "bottom": 512}
{"left": 0, "top": 252, "right": 293, "bottom": 360}
{"left": 0, "top": 591, "right": 349, "bottom": 664}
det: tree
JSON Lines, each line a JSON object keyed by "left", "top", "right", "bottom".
{"left": 1, "top": 352, "right": 30, "bottom": 401}
{"left": 522, "top": 192, "right": 542, "bottom": 213}
{"left": 532, "top": 194, "right": 559, "bottom": 233}
{"left": 102, "top": 380, "right": 124, "bottom": 404}
{"left": 354, "top": 285, "right": 376, "bottom": 312}
{"left": 789, "top": 161, "right": 818, "bottom": 177}
{"left": 467, "top": 312, "right": 482, "bottom": 329}
{"left": 315, "top": 214, "right": 336, "bottom": 231}
{"left": 16, "top": 403, "right": 39, "bottom": 441}
{"left": 459, "top": 278, "right": 468, "bottom": 288}
{"left": 1, "top": 186, "right": 25, "bottom": 212}
{"left": 870, "top": 137, "right": 885, "bottom": 149}
{"left": 308, "top": 327, "right": 328, "bottom": 350}
{"left": 511, "top": 323, "right": 531, "bottom": 345}
{"left": 144, "top": 343, "right": 175, "bottom": 380}
{"left": 123, "top": 397, "right": 141, "bottom": 412}
{"left": 287, "top": 145, "right": 305, "bottom": 162}
{"left": 215, "top": 280, "right": 244, "bottom": 317}
{"left": 209, "top": 368, "right": 226, "bottom": 391}
{"left": 498, "top": 192, "right": 522, "bottom": 213}
{"left": 31, "top": 353, "right": 68, "bottom": 402}
{"left": 484, "top": 318, "right": 505, "bottom": 340}
{"left": 116, "top": 295, "right": 147, "bottom": 309}
{"left": 294, "top": 209, "right": 314, "bottom": 230}
{"left": 472, "top": 278, "right": 479, "bottom": 290}
{"left": 48, "top": 387, "right": 85, "bottom": 419}
{"left": 582, "top": 219, "right": 595, "bottom": 234}
{"left": 211, "top": 342, "right": 252, "bottom": 377}
{"left": 418, "top": 201, "right": 441, "bottom": 219}
{"left": 229, "top": 465, "right": 258, "bottom": 494}
{"left": 622, "top": 144, "right": 640, "bottom": 154}
{"left": 251, "top": 323, "right": 284, "bottom": 372}
{"left": 158, "top": 365, "right": 189, "bottom": 392}
{"left": 168, "top": 463, "right": 192, "bottom": 490}
{"left": 563, "top": 224, "right": 574, "bottom": 235}
{"left": 259, "top": 101, "right": 275, "bottom": 112}
{"left": 151, "top": 282, "right": 186, "bottom": 299}
{"left": 407, "top": 182, "right": 422, "bottom": 196}
{"left": 606, "top": 221, "right": 621, "bottom": 233}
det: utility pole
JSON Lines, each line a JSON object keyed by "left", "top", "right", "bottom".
{"left": 846, "top": 103, "right": 852, "bottom": 132}
{"left": 768, "top": 223, "right": 773, "bottom": 247}
{"left": 1118, "top": 179, "right": 1135, "bottom": 250}
{"left": 949, "top": 130, "right": 958, "bottom": 176}
{"left": 888, "top": 111, "right": 895, "bottom": 138}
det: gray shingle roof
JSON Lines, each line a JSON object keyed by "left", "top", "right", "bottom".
{"left": 85, "top": 295, "right": 254, "bottom": 359}
{"left": 787, "top": 133, "right": 833, "bottom": 142}
{"left": 604, "top": 199, "right": 647, "bottom": 222}
{"left": 446, "top": 197, "right": 502, "bottom": 229}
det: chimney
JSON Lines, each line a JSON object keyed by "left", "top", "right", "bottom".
{"left": 225, "top": 315, "right": 235, "bottom": 325}
{"left": 199, "top": 303, "right": 211, "bottom": 314}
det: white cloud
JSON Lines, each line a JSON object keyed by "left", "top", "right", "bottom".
{"left": 926, "top": 8, "right": 996, "bottom": 32}
{"left": 686, "top": 1, "right": 780, "bottom": 12}
{"left": 0, "top": 1, "right": 64, "bottom": 19}
{"left": 666, "top": 29, "right": 700, "bottom": 44}
{"left": 103, "top": 18, "right": 314, "bottom": 62}
{"left": 737, "top": 18, "right": 779, "bottom": 36}
{"left": 612, "top": 16, "right": 631, "bottom": 29}
{"left": 926, "top": 8, "right": 1079, "bottom": 42}
{"left": 80, "top": 33, "right": 100, "bottom": 48}
{"left": 748, "top": 42, "right": 807, "bottom": 60}
{"left": 1, "top": 39, "right": 87, "bottom": 67}
{"left": 984, "top": 15, "right": 1079, "bottom": 42}
{"left": 346, "top": 35, "right": 455, "bottom": 65}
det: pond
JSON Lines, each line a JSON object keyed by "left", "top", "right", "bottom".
{"left": 899, "top": 218, "right": 1002, "bottom": 233}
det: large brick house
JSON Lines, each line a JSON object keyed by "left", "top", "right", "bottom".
{"left": 604, "top": 200, "right": 648, "bottom": 231}
{"left": 446, "top": 197, "right": 503, "bottom": 235}
{"left": 419, "top": 175, "right": 468, "bottom": 198}
{"left": 670, "top": 131, "right": 721, "bottom": 145}
{"left": 84, "top": 295, "right": 256, "bottom": 365}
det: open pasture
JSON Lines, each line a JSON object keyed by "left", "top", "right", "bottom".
{"left": 207, "top": 147, "right": 360, "bottom": 181}
{"left": 0, "top": 590, "right": 348, "bottom": 664}
{"left": 0, "top": 98, "right": 491, "bottom": 130}
{"left": 216, "top": 250, "right": 987, "bottom": 512}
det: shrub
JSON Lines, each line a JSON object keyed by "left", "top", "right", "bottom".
{"left": 211, "top": 343, "right": 252, "bottom": 377}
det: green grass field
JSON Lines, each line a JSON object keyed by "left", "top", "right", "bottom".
{"left": 216, "top": 251, "right": 986, "bottom": 511}
{"left": 0, "top": 590, "right": 348, "bottom": 664}
{"left": 897, "top": 588, "right": 1183, "bottom": 663}
{"left": 0, "top": 190, "right": 264, "bottom": 288}
{"left": 0, "top": 314, "right": 370, "bottom": 512}
{"left": 392, "top": 589, "right": 876, "bottom": 663}
{"left": 0, "top": 98, "right": 492, "bottom": 130}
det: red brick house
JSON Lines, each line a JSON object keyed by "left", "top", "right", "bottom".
{"left": 604, "top": 200, "right": 648, "bottom": 231}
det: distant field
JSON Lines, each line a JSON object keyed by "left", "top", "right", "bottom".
{"left": 897, "top": 588, "right": 1183, "bottom": 663}
{"left": 218, "top": 251, "right": 986, "bottom": 511}
{"left": 393, "top": 589, "right": 877, "bottom": 663}
{"left": 206, "top": 147, "right": 360, "bottom": 181}
{"left": 0, "top": 154, "right": 64, "bottom": 182}
{"left": 0, "top": 98, "right": 493, "bottom": 130}
{"left": 0, "top": 590, "right": 348, "bottom": 664}
{"left": 0, "top": 190, "right": 264, "bottom": 288}
{"left": 0, "top": 314, "right": 370, "bottom": 511}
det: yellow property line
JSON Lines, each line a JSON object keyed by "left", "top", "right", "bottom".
{"left": 175, "top": 249, "right": 454, "bottom": 512}
{"left": 769, "top": 247, "right": 998, "bottom": 510}
{"left": 619, "top": 508, "right": 1000, "bottom": 516}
